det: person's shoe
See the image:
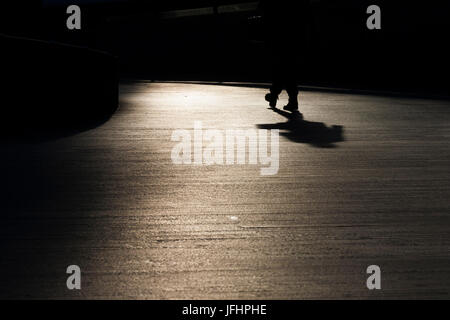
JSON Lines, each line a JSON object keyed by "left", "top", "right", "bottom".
{"left": 265, "top": 93, "right": 278, "bottom": 108}
{"left": 283, "top": 101, "right": 299, "bottom": 112}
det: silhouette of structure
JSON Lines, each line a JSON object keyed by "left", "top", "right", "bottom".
{"left": 1, "top": 34, "right": 118, "bottom": 137}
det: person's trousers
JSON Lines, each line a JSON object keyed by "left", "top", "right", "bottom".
{"left": 269, "top": 50, "right": 298, "bottom": 101}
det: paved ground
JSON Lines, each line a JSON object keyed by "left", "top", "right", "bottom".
{"left": 1, "top": 82, "right": 449, "bottom": 299}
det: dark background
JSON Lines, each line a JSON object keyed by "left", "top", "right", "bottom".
{"left": 1, "top": 0, "right": 449, "bottom": 95}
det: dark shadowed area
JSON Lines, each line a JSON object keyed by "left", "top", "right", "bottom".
{"left": 2, "top": 1, "right": 450, "bottom": 94}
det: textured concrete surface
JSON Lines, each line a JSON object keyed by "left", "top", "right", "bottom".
{"left": 1, "top": 82, "right": 449, "bottom": 299}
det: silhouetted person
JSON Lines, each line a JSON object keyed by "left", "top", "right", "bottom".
{"left": 260, "top": 0, "right": 310, "bottom": 112}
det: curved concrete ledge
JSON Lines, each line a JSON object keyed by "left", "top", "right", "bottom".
{"left": 1, "top": 34, "right": 118, "bottom": 132}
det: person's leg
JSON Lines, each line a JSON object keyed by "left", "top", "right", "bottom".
{"left": 280, "top": 26, "right": 299, "bottom": 111}
{"left": 265, "top": 83, "right": 281, "bottom": 108}
{"left": 283, "top": 64, "right": 299, "bottom": 111}
{"left": 266, "top": 56, "right": 283, "bottom": 108}
{"left": 270, "top": 79, "right": 283, "bottom": 96}
{"left": 285, "top": 80, "right": 298, "bottom": 108}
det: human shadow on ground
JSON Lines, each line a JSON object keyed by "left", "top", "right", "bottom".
{"left": 257, "top": 107, "right": 344, "bottom": 148}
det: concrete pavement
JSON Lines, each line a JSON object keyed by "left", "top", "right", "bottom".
{"left": 1, "top": 82, "right": 449, "bottom": 299}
